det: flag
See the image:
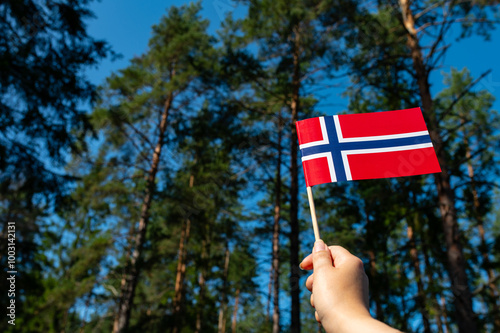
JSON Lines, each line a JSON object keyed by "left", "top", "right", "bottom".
{"left": 296, "top": 107, "right": 441, "bottom": 187}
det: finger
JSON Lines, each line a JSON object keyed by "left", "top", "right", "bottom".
{"left": 327, "top": 245, "right": 353, "bottom": 267}
{"left": 301, "top": 243, "right": 353, "bottom": 270}
{"left": 312, "top": 240, "right": 333, "bottom": 272}
{"left": 310, "top": 293, "right": 314, "bottom": 308}
{"left": 305, "top": 273, "right": 314, "bottom": 291}
{"left": 315, "top": 311, "right": 321, "bottom": 323}
{"left": 299, "top": 253, "right": 313, "bottom": 270}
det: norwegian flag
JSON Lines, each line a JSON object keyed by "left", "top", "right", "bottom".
{"left": 296, "top": 107, "right": 441, "bottom": 187}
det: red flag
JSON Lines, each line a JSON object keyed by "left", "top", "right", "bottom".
{"left": 296, "top": 107, "right": 441, "bottom": 187}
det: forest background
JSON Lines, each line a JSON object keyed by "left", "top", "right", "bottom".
{"left": 1, "top": 0, "right": 500, "bottom": 332}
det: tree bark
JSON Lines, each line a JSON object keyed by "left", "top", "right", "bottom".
{"left": 218, "top": 246, "right": 231, "bottom": 333}
{"left": 172, "top": 174, "right": 194, "bottom": 333}
{"left": 113, "top": 92, "right": 173, "bottom": 333}
{"left": 364, "top": 204, "right": 384, "bottom": 322}
{"left": 367, "top": 249, "right": 384, "bottom": 321}
{"left": 434, "top": 304, "right": 444, "bottom": 333}
{"left": 267, "top": 267, "right": 272, "bottom": 322}
{"left": 406, "top": 222, "right": 431, "bottom": 333}
{"left": 231, "top": 288, "right": 240, "bottom": 333}
{"left": 272, "top": 111, "right": 282, "bottom": 333}
{"left": 289, "top": 25, "right": 301, "bottom": 333}
{"left": 396, "top": 265, "right": 409, "bottom": 332}
{"left": 440, "top": 295, "right": 450, "bottom": 333}
{"left": 398, "top": 2, "right": 476, "bottom": 332}
{"left": 195, "top": 228, "right": 210, "bottom": 333}
{"left": 421, "top": 226, "right": 444, "bottom": 333}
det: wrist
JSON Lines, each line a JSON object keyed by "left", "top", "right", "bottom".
{"left": 321, "top": 307, "right": 400, "bottom": 333}
{"left": 320, "top": 305, "right": 371, "bottom": 333}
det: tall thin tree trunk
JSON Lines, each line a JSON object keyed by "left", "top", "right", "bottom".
{"left": 367, "top": 249, "right": 384, "bottom": 321}
{"left": 114, "top": 224, "right": 134, "bottom": 330}
{"left": 440, "top": 295, "right": 450, "bottom": 333}
{"left": 365, "top": 205, "right": 384, "bottom": 322}
{"left": 406, "top": 221, "right": 431, "bottom": 333}
{"left": 272, "top": 111, "right": 282, "bottom": 333}
{"left": 232, "top": 288, "right": 240, "bottom": 333}
{"left": 289, "top": 26, "right": 301, "bottom": 333}
{"left": 267, "top": 267, "right": 273, "bottom": 322}
{"left": 398, "top": 2, "right": 476, "bottom": 331}
{"left": 467, "top": 175, "right": 500, "bottom": 332}
{"left": 195, "top": 271, "right": 205, "bottom": 333}
{"left": 218, "top": 245, "right": 231, "bottom": 333}
{"left": 463, "top": 133, "right": 500, "bottom": 331}
{"left": 172, "top": 174, "right": 194, "bottom": 333}
{"left": 396, "top": 266, "right": 409, "bottom": 332}
{"left": 113, "top": 92, "right": 174, "bottom": 333}
{"left": 434, "top": 305, "right": 444, "bottom": 333}
{"left": 421, "top": 227, "right": 444, "bottom": 333}
{"left": 195, "top": 228, "right": 210, "bottom": 333}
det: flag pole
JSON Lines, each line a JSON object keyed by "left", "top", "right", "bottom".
{"left": 306, "top": 186, "right": 320, "bottom": 241}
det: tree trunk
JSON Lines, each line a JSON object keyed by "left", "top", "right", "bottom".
{"left": 172, "top": 174, "right": 194, "bottom": 333}
{"left": 396, "top": 266, "right": 409, "bottom": 332}
{"left": 421, "top": 227, "right": 444, "bottom": 333}
{"left": 422, "top": 224, "right": 450, "bottom": 333}
{"left": 464, "top": 135, "right": 500, "bottom": 331}
{"left": 289, "top": 26, "right": 301, "bottom": 333}
{"left": 272, "top": 111, "right": 282, "bottom": 333}
{"left": 113, "top": 92, "right": 173, "bottom": 333}
{"left": 195, "top": 228, "right": 210, "bottom": 333}
{"left": 365, "top": 206, "right": 384, "bottom": 322}
{"left": 231, "top": 288, "right": 240, "bottom": 333}
{"left": 195, "top": 271, "right": 205, "bottom": 333}
{"left": 406, "top": 222, "right": 431, "bottom": 333}
{"left": 398, "top": 2, "right": 476, "bottom": 332}
{"left": 218, "top": 246, "right": 231, "bottom": 333}
{"left": 367, "top": 249, "right": 384, "bottom": 321}
{"left": 440, "top": 295, "right": 450, "bottom": 333}
{"left": 267, "top": 267, "right": 273, "bottom": 322}
{"left": 434, "top": 304, "right": 444, "bottom": 333}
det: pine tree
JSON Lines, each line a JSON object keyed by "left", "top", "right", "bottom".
{"left": 240, "top": 1, "right": 354, "bottom": 329}
{"left": 0, "top": 1, "right": 108, "bottom": 331}
{"left": 342, "top": 2, "right": 499, "bottom": 331}
{"left": 86, "top": 3, "right": 216, "bottom": 332}
{"left": 436, "top": 67, "right": 500, "bottom": 331}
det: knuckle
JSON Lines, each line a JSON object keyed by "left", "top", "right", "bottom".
{"left": 329, "top": 245, "right": 342, "bottom": 252}
{"left": 352, "top": 257, "right": 365, "bottom": 270}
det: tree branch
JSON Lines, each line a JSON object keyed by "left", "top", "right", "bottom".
{"left": 437, "top": 69, "right": 492, "bottom": 122}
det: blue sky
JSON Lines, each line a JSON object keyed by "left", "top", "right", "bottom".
{"left": 85, "top": 0, "right": 245, "bottom": 84}
{"left": 85, "top": 0, "right": 500, "bottom": 114}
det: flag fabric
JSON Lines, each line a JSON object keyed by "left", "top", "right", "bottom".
{"left": 296, "top": 107, "right": 441, "bottom": 187}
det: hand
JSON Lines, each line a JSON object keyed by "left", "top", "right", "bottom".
{"left": 300, "top": 240, "right": 401, "bottom": 333}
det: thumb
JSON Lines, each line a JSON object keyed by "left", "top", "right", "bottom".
{"left": 312, "top": 239, "right": 333, "bottom": 271}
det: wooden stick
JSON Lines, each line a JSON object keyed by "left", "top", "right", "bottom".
{"left": 306, "top": 186, "right": 320, "bottom": 241}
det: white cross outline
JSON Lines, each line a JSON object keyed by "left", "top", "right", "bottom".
{"left": 301, "top": 152, "right": 337, "bottom": 183}
{"left": 333, "top": 115, "right": 430, "bottom": 143}
{"left": 299, "top": 117, "right": 329, "bottom": 150}
{"left": 340, "top": 143, "right": 435, "bottom": 181}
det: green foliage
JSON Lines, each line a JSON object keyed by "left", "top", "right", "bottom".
{"left": 0, "top": 1, "right": 109, "bottom": 331}
{"left": 3, "top": 1, "right": 500, "bottom": 332}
